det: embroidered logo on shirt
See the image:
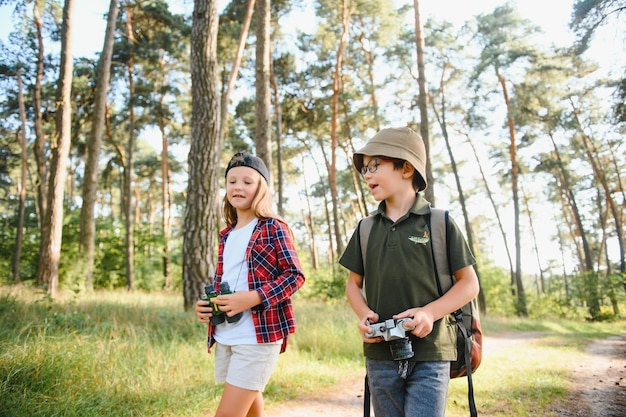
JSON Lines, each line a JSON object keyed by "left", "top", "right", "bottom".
{"left": 408, "top": 230, "right": 430, "bottom": 245}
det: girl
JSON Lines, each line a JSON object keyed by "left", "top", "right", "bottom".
{"left": 195, "top": 151, "right": 305, "bottom": 417}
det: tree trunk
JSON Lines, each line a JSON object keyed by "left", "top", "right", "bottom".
{"left": 79, "top": 0, "right": 119, "bottom": 291}
{"left": 429, "top": 81, "right": 486, "bottom": 314}
{"left": 32, "top": 3, "right": 47, "bottom": 288}
{"left": 183, "top": 0, "right": 221, "bottom": 311}
{"left": 497, "top": 70, "right": 526, "bottom": 316}
{"left": 300, "top": 153, "right": 319, "bottom": 269}
{"left": 220, "top": 0, "right": 255, "bottom": 141}
{"left": 413, "top": 0, "right": 433, "bottom": 204}
{"left": 158, "top": 73, "right": 173, "bottom": 291}
{"left": 255, "top": 0, "right": 272, "bottom": 174}
{"left": 32, "top": 2, "right": 47, "bottom": 237}
{"left": 270, "top": 68, "right": 285, "bottom": 216}
{"left": 329, "top": 0, "right": 348, "bottom": 257}
{"left": 38, "top": 0, "right": 75, "bottom": 298}
{"left": 356, "top": 29, "right": 380, "bottom": 131}
{"left": 521, "top": 184, "right": 545, "bottom": 293}
{"left": 124, "top": 1, "right": 135, "bottom": 291}
{"left": 570, "top": 98, "right": 625, "bottom": 282}
{"left": 12, "top": 69, "right": 28, "bottom": 284}
{"left": 549, "top": 132, "right": 594, "bottom": 272}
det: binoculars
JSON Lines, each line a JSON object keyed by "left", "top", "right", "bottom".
{"left": 202, "top": 282, "right": 242, "bottom": 325}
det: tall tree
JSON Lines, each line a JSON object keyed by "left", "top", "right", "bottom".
{"left": 569, "top": 95, "right": 625, "bottom": 281}
{"left": 122, "top": 0, "right": 136, "bottom": 290}
{"left": 255, "top": 0, "right": 272, "bottom": 173}
{"left": 183, "top": 0, "right": 221, "bottom": 310}
{"left": 220, "top": 0, "right": 255, "bottom": 142}
{"left": 412, "top": 0, "right": 433, "bottom": 204}
{"left": 32, "top": 0, "right": 48, "bottom": 238}
{"left": 37, "top": 0, "right": 74, "bottom": 297}
{"left": 12, "top": 67, "right": 28, "bottom": 284}
{"left": 79, "top": 0, "right": 119, "bottom": 291}
{"left": 328, "top": 0, "right": 349, "bottom": 257}
{"left": 473, "top": 5, "right": 540, "bottom": 316}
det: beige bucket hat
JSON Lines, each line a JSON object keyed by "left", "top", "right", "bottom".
{"left": 353, "top": 126, "right": 427, "bottom": 191}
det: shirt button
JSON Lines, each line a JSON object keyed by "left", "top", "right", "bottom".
{"left": 391, "top": 227, "right": 396, "bottom": 231}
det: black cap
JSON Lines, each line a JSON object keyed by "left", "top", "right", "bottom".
{"left": 225, "top": 151, "right": 270, "bottom": 183}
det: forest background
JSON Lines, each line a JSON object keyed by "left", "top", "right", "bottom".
{"left": 0, "top": 0, "right": 624, "bottom": 321}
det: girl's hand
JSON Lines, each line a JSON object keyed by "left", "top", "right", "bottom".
{"left": 358, "top": 310, "right": 383, "bottom": 343}
{"left": 195, "top": 299, "right": 214, "bottom": 323}
{"left": 393, "top": 308, "right": 435, "bottom": 338}
{"left": 212, "top": 290, "right": 261, "bottom": 317}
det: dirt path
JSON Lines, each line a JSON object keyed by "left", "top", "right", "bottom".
{"left": 266, "top": 333, "right": 626, "bottom": 417}
{"left": 550, "top": 335, "right": 626, "bottom": 417}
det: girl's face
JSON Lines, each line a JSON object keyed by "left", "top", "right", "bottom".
{"left": 226, "top": 166, "right": 261, "bottom": 212}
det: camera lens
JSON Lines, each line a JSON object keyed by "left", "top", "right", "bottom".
{"left": 389, "top": 337, "right": 414, "bottom": 360}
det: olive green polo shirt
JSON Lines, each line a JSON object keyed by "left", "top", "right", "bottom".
{"left": 339, "top": 193, "right": 476, "bottom": 361}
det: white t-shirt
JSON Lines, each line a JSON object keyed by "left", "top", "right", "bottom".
{"left": 214, "top": 218, "right": 258, "bottom": 345}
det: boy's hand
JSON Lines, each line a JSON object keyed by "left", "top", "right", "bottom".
{"left": 394, "top": 308, "right": 435, "bottom": 338}
{"left": 195, "top": 299, "right": 214, "bottom": 323}
{"left": 359, "top": 310, "right": 383, "bottom": 343}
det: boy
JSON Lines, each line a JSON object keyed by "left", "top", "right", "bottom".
{"left": 339, "top": 127, "right": 480, "bottom": 417}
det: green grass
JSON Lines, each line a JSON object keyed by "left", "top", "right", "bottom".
{"left": 0, "top": 286, "right": 625, "bottom": 416}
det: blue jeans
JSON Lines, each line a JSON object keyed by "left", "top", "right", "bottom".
{"left": 366, "top": 358, "right": 450, "bottom": 417}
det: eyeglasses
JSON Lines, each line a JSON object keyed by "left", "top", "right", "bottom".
{"left": 360, "top": 157, "right": 393, "bottom": 176}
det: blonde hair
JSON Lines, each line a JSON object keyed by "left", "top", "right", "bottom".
{"left": 222, "top": 175, "right": 275, "bottom": 225}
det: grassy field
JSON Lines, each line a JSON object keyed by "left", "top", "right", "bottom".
{"left": 0, "top": 286, "right": 625, "bottom": 417}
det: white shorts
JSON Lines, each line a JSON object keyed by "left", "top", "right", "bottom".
{"left": 214, "top": 342, "right": 281, "bottom": 391}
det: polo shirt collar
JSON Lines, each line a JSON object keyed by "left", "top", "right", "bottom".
{"left": 371, "top": 193, "right": 432, "bottom": 219}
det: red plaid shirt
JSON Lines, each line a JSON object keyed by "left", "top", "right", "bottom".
{"left": 207, "top": 217, "right": 305, "bottom": 353}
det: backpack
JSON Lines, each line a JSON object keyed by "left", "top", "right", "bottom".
{"left": 359, "top": 207, "right": 482, "bottom": 417}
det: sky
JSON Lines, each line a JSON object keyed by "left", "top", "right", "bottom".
{"left": 1, "top": 0, "right": 621, "bottom": 71}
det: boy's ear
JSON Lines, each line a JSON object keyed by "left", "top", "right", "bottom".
{"left": 401, "top": 161, "right": 415, "bottom": 178}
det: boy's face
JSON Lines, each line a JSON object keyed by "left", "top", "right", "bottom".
{"left": 361, "top": 156, "right": 407, "bottom": 201}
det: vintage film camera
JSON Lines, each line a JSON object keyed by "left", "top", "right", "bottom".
{"left": 365, "top": 318, "right": 415, "bottom": 360}
{"left": 202, "top": 282, "right": 242, "bottom": 325}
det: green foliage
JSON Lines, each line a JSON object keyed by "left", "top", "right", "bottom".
{"left": 298, "top": 265, "right": 347, "bottom": 301}
{"left": 476, "top": 262, "right": 518, "bottom": 316}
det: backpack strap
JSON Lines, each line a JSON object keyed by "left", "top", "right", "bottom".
{"left": 358, "top": 215, "right": 374, "bottom": 270}
{"left": 359, "top": 216, "right": 374, "bottom": 417}
{"left": 428, "top": 208, "right": 477, "bottom": 417}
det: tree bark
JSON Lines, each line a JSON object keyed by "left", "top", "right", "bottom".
{"left": 38, "top": 0, "right": 75, "bottom": 298}
{"left": 183, "top": 0, "right": 221, "bottom": 311}
{"left": 79, "top": 0, "right": 119, "bottom": 291}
